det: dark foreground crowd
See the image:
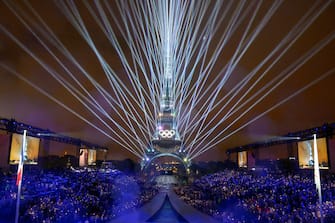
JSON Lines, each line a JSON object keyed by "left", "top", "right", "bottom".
{"left": 0, "top": 167, "right": 158, "bottom": 223}
{"left": 175, "top": 169, "right": 335, "bottom": 223}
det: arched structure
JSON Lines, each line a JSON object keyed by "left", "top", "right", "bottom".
{"left": 141, "top": 152, "right": 190, "bottom": 171}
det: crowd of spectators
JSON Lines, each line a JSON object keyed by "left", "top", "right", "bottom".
{"left": 175, "top": 169, "right": 335, "bottom": 222}
{"left": 2, "top": 162, "right": 335, "bottom": 223}
{"left": 0, "top": 166, "right": 158, "bottom": 223}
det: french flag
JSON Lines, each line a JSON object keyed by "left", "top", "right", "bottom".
{"left": 16, "top": 164, "right": 23, "bottom": 186}
{"left": 16, "top": 130, "right": 27, "bottom": 187}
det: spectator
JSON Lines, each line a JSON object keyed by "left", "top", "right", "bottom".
{"left": 175, "top": 169, "right": 335, "bottom": 223}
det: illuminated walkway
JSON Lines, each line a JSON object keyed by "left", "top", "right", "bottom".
{"left": 110, "top": 184, "right": 219, "bottom": 223}
{"left": 146, "top": 195, "right": 188, "bottom": 222}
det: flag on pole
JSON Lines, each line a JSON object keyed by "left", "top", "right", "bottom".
{"left": 15, "top": 130, "right": 27, "bottom": 223}
{"left": 313, "top": 133, "right": 321, "bottom": 200}
{"left": 16, "top": 130, "right": 27, "bottom": 187}
{"left": 16, "top": 164, "right": 23, "bottom": 186}
{"left": 313, "top": 134, "right": 324, "bottom": 223}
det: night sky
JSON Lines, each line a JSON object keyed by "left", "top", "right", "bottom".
{"left": 0, "top": 1, "right": 334, "bottom": 162}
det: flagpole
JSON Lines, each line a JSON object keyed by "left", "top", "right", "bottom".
{"left": 313, "top": 134, "right": 323, "bottom": 223}
{"left": 15, "top": 130, "right": 27, "bottom": 223}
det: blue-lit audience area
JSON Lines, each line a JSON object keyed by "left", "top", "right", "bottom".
{"left": 0, "top": 166, "right": 158, "bottom": 223}
{"left": 1, "top": 121, "right": 335, "bottom": 222}
{"left": 2, "top": 164, "right": 335, "bottom": 222}
{"left": 175, "top": 169, "right": 335, "bottom": 223}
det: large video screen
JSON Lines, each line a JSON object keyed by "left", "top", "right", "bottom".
{"left": 238, "top": 151, "right": 247, "bottom": 168}
{"left": 79, "top": 148, "right": 97, "bottom": 166}
{"left": 298, "top": 137, "right": 328, "bottom": 169}
{"left": 88, "top": 149, "right": 96, "bottom": 165}
{"left": 9, "top": 133, "right": 40, "bottom": 165}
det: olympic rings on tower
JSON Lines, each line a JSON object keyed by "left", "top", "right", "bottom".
{"left": 159, "top": 129, "right": 175, "bottom": 138}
